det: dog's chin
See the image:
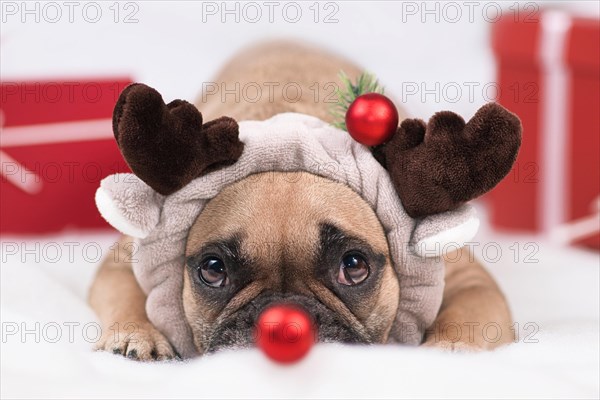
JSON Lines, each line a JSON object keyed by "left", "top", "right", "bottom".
{"left": 201, "top": 294, "right": 370, "bottom": 354}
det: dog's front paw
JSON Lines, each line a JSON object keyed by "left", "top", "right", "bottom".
{"left": 95, "top": 322, "right": 178, "bottom": 361}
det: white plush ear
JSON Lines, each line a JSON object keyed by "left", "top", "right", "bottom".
{"left": 410, "top": 205, "right": 480, "bottom": 258}
{"left": 95, "top": 173, "right": 164, "bottom": 239}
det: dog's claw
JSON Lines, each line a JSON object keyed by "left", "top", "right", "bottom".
{"left": 150, "top": 348, "right": 158, "bottom": 360}
{"left": 126, "top": 349, "right": 138, "bottom": 359}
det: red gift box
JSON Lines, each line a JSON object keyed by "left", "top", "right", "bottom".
{"left": 489, "top": 9, "right": 600, "bottom": 249}
{"left": 0, "top": 78, "right": 132, "bottom": 234}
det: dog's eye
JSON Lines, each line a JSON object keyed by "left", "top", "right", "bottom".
{"left": 198, "top": 257, "right": 228, "bottom": 288}
{"left": 337, "top": 253, "right": 370, "bottom": 286}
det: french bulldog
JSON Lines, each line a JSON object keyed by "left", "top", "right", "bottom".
{"left": 89, "top": 42, "right": 514, "bottom": 361}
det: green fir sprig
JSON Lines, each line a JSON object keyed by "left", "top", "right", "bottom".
{"left": 330, "top": 71, "right": 384, "bottom": 131}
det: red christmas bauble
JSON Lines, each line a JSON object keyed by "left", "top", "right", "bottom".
{"left": 345, "top": 93, "right": 399, "bottom": 146}
{"left": 255, "top": 305, "right": 315, "bottom": 364}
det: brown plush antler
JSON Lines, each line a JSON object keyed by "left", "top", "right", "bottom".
{"left": 374, "top": 103, "right": 521, "bottom": 218}
{"left": 112, "top": 83, "right": 244, "bottom": 195}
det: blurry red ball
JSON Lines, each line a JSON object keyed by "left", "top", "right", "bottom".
{"left": 345, "top": 93, "right": 399, "bottom": 146}
{"left": 255, "top": 305, "right": 315, "bottom": 364}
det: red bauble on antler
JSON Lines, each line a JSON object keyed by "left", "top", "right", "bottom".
{"left": 345, "top": 93, "right": 399, "bottom": 147}
{"left": 334, "top": 73, "right": 522, "bottom": 218}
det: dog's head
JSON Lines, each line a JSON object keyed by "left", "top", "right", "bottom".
{"left": 183, "top": 171, "right": 399, "bottom": 352}
{"left": 97, "top": 83, "right": 521, "bottom": 357}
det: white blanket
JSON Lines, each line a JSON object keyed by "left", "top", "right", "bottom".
{"left": 1, "top": 222, "right": 599, "bottom": 399}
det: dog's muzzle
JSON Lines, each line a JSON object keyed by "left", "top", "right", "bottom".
{"left": 203, "top": 293, "right": 370, "bottom": 353}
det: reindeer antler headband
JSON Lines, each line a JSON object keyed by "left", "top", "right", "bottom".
{"left": 97, "top": 82, "right": 521, "bottom": 358}
{"left": 113, "top": 83, "right": 520, "bottom": 218}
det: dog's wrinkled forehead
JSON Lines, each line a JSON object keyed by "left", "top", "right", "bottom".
{"left": 185, "top": 171, "right": 389, "bottom": 260}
